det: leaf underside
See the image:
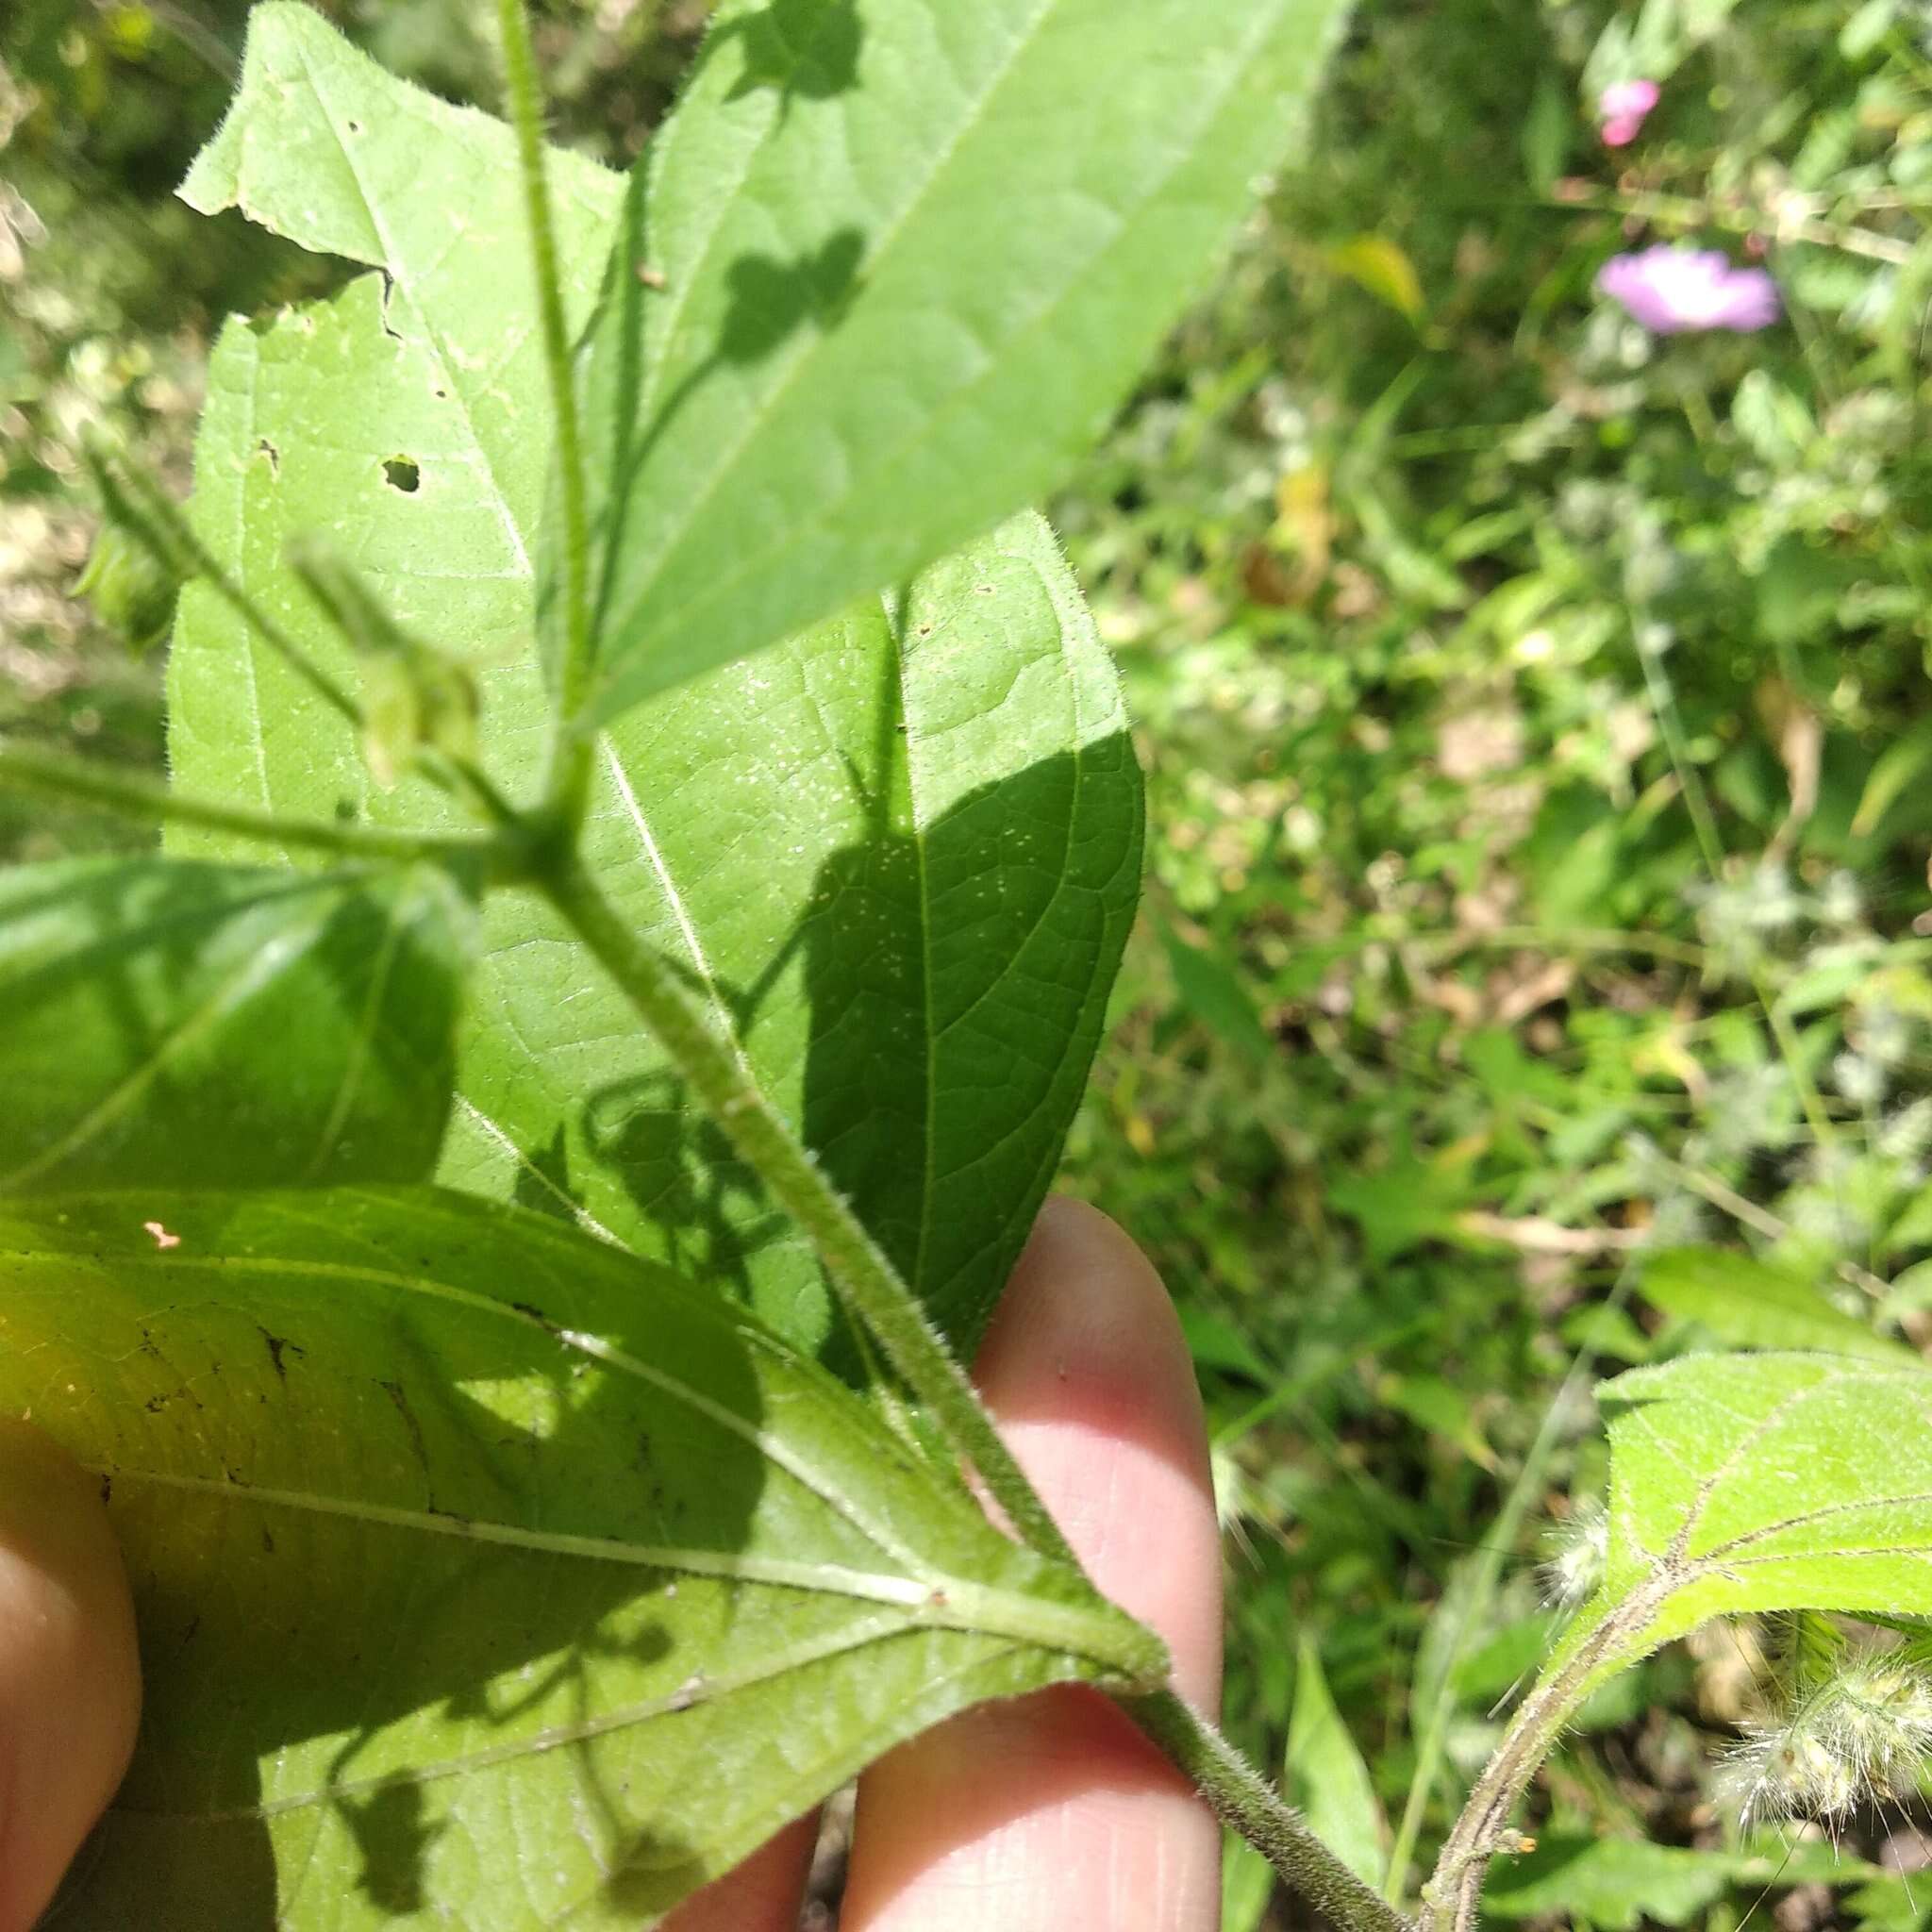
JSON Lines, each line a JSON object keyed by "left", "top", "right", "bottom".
{"left": 1542, "top": 1352, "right": 1932, "bottom": 1705}
{"left": 0, "top": 857, "right": 468, "bottom": 1195}
{"left": 168, "top": 3, "right": 1143, "bottom": 1360}
{"left": 12, "top": 1188, "right": 1147, "bottom": 1930}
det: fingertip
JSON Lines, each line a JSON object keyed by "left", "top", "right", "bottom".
{"left": 0, "top": 1423, "right": 141, "bottom": 1932}
{"left": 838, "top": 1199, "right": 1224, "bottom": 1932}
{"left": 976, "top": 1197, "right": 1220, "bottom": 1710}
{"left": 981, "top": 1197, "right": 1208, "bottom": 1453}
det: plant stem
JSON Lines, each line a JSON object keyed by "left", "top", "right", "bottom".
{"left": 1416, "top": 1577, "right": 1667, "bottom": 1932}
{"left": 540, "top": 856, "right": 1079, "bottom": 1566}
{"left": 1126, "top": 1690, "right": 1415, "bottom": 1932}
{"left": 543, "top": 858, "right": 1408, "bottom": 1928}
{"left": 494, "top": 0, "right": 598, "bottom": 831}
{"left": 0, "top": 737, "right": 513, "bottom": 874}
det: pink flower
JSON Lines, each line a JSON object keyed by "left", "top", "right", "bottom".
{"left": 1598, "top": 78, "right": 1660, "bottom": 147}
{"left": 1596, "top": 246, "right": 1781, "bottom": 335}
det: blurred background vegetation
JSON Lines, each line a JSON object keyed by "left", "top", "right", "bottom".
{"left": 7, "top": 0, "right": 1932, "bottom": 1925}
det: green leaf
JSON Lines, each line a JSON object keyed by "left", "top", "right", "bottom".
{"left": 573, "top": 0, "right": 1353, "bottom": 719}
{"left": 1536, "top": 1353, "right": 1932, "bottom": 1712}
{"left": 442, "top": 513, "right": 1142, "bottom": 1357}
{"left": 1285, "top": 1633, "right": 1388, "bottom": 1889}
{"left": 1483, "top": 1837, "right": 1877, "bottom": 1929}
{"left": 5, "top": 1188, "right": 1158, "bottom": 1930}
{"left": 171, "top": 0, "right": 625, "bottom": 835}
{"left": 169, "top": 8, "right": 1143, "bottom": 1361}
{"left": 1220, "top": 1835, "right": 1276, "bottom": 1932}
{"left": 0, "top": 858, "right": 468, "bottom": 1192}
{"left": 1640, "top": 1246, "right": 1916, "bottom": 1362}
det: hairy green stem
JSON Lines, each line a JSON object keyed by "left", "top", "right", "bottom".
{"left": 1416, "top": 1576, "right": 1670, "bottom": 1932}
{"left": 544, "top": 853, "right": 1407, "bottom": 1926}
{"left": 494, "top": 0, "right": 598, "bottom": 830}
{"left": 1127, "top": 1690, "right": 1415, "bottom": 1932}
{"left": 0, "top": 737, "right": 512, "bottom": 874}
{"left": 541, "top": 856, "right": 1079, "bottom": 1566}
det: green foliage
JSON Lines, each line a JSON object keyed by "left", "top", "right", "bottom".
{"left": 2, "top": 1188, "right": 1153, "bottom": 1928}
{"left": 9, "top": 0, "right": 1932, "bottom": 1926}
{"left": 0, "top": 1, "right": 1362, "bottom": 1924}
{"left": 571, "top": 0, "right": 1352, "bottom": 718}
{"left": 1547, "top": 1352, "right": 1932, "bottom": 1699}
{"left": 1286, "top": 1631, "right": 1388, "bottom": 1888}
{"left": 0, "top": 856, "right": 469, "bottom": 1192}
{"left": 1640, "top": 1246, "right": 1919, "bottom": 1361}
{"left": 166, "top": 8, "right": 1142, "bottom": 1357}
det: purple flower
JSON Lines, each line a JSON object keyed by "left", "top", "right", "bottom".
{"left": 1598, "top": 78, "right": 1660, "bottom": 147}
{"left": 1596, "top": 246, "right": 1781, "bottom": 335}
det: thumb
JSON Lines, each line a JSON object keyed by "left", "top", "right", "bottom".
{"left": 0, "top": 1422, "right": 141, "bottom": 1932}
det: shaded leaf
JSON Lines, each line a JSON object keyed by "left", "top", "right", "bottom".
{"left": 5, "top": 1188, "right": 1159, "bottom": 1930}
{"left": 1641, "top": 1246, "right": 1915, "bottom": 1363}
{"left": 1286, "top": 1632, "right": 1388, "bottom": 1889}
{"left": 574, "top": 0, "right": 1354, "bottom": 718}
{"left": 0, "top": 858, "right": 467, "bottom": 1192}
{"left": 169, "top": 8, "right": 1142, "bottom": 1361}
{"left": 1483, "top": 1837, "right": 1878, "bottom": 1929}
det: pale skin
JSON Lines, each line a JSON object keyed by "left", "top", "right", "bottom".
{"left": 13, "top": 1201, "right": 1222, "bottom": 1932}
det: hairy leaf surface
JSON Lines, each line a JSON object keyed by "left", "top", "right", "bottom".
{"left": 1535, "top": 1353, "right": 1932, "bottom": 1708}
{"left": 4, "top": 1188, "right": 1158, "bottom": 1929}
{"left": 0, "top": 858, "right": 466, "bottom": 1192}
{"left": 170, "top": 9, "right": 1141, "bottom": 1357}
{"left": 574, "top": 0, "right": 1353, "bottom": 717}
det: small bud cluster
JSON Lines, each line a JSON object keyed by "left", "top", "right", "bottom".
{"left": 1722, "top": 1648, "right": 1932, "bottom": 1828}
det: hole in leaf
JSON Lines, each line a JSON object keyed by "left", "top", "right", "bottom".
{"left": 382, "top": 456, "right": 421, "bottom": 493}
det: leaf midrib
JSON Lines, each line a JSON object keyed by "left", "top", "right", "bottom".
{"left": 85, "top": 1461, "right": 1128, "bottom": 1667}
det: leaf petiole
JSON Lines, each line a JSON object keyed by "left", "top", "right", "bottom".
{"left": 537, "top": 854, "right": 1082, "bottom": 1568}
{"left": 0, "top": 737, "right": 522, "bottom": 879}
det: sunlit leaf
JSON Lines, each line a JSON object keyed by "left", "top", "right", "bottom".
{"left": 572, "top": 0, "right": 1353, "bottom": 718}
{"left": 1540, "top": 1353, "right": 1932, "bottom": 1708}
{"left": 169, "top": 9, "right": 1141, "bottom": 1359}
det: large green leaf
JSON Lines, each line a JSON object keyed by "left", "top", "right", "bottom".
{"left": 1533, "top": 1353, "right": 1932, "bottom": 1712}
{"left": 573, "top": 0, "right": 1353, "bottom": 718}
{"left": 3, "top": 1188, "right": 1159, "bottom": 1930}
{"left": 441, "top": 512, "right": 1141, "bottom": 1355}
{"left": 173, "top": 1, "right": 625, "bottom": 829}
{"left": 0, "top": 858, "right": 467, "bottom": 1192}
{"left": 169, "top": 9, "right": 1141, "bottom": 1358}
